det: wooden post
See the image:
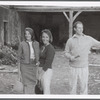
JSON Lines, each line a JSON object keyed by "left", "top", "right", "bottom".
{"left": 73, "top": 11, "right": 82, "bottom": 21}
{"left": 63, "top": 11, "right": 74, "bottom": 38}
{"left": 63, "top": 12, "right": 70, "bottom": 22}
{"left": 63, "top": 11, "right": 82, "bottom": 38}
{"left": 69, "top": 11, "right": 73, "bottom": 38}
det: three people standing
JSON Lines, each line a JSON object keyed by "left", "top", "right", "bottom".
{"left": 18, "top": 21, "right": 100, "bottom": 95}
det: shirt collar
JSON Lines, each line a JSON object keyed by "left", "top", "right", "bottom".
{"left": 26, "top": 40, "right": 32, "bottom": 43}
{"left": 73, "top": 33, "right": 85, "bottom": 38}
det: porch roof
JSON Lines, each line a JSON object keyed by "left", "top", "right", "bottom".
{"left": 10, "top": 6, "right": 100, "bottom": 12}
{"left": 1, "top": 2, "right": 100, "bottom": 12}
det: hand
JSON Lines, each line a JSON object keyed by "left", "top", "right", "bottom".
{"left": 70, "top": 55, "right": 80, "bottom": 61}
{"left": 70, "top": 56, "right": 75, "bottom": 61}
{"left": 36, "top": 62, "right": 40, "bottom": 66}
{"left": 38, "top": 67, "right": 45, "bottom": 81}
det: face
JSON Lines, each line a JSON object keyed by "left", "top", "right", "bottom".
{"left": 74, "top": 23, "right": 83, "bottom": 35}
{"left": 25, "top": 31, "right": 32, "bottom": 41}
{"left": 42, "top": 32, "right": 50, "bottom": 45}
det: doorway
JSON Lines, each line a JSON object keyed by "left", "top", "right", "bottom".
{"left": 3, "top": 21, "right": 8, "bottom": 45}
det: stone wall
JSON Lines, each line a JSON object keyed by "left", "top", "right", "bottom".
{"left": 0, "top": 7, "right": 9, "bottom": 45}
{"left": 8, "top": 9, "right": 21, "bottom": 46}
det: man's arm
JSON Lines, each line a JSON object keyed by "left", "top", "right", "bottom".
{"left": 91, "top": 37, "right": 100, "bottom": 49}
{"left": 64, "top": 39, "right": 75, "bottom": 61}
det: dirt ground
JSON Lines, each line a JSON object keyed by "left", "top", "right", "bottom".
{"left": 0, "top": 50, "right": 100, "bottom": 94}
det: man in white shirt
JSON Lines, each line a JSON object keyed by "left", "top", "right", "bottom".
{"left": 64, "top": 21, "right": 100, "bottom": 94}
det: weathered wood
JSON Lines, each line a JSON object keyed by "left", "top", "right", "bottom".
{"left": 63, "top": 11, "right": 82, "bottom": 38}
{"left": 73, "top": 11, "right": 82, "bottom": 21}
{"left": 0, "top": 69, "right": 18, "bottom": 73}
{"left": 63, "top": 12, "right": 70, "bottom": 22}
{"left": 11, "top": 6, "right": 100, "bottom": 12}
{"left": 0, "top": 5, "right": 10, "bottom": 9}
{"left": 89, "top": 64, "right": 100, "bottom": 67}
{"left": 69, "top": 11, "right": 73, "bottom": 38}
{"left": 0, "top": 66, "right": 5, "bottom": 70}
{"left": 63, "top": 11, "right": 74, "bottom": 38}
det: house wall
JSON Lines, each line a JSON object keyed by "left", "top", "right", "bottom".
{"left": 0, "top": 7, "right": 21, "bottom": 46}
{"left": 8, "top": 10, "right": 21, "bottom": 46}
{"left": 1, "top": 7, "right": 100, "bottom": 48}
{"left": 0, "top": 7, "right": 9, "bottom": 45}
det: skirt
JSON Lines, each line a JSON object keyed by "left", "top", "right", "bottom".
{"left": 20, "top": 63, "right": 37, "bottom": 86}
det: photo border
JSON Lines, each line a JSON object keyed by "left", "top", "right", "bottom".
{"left": 0, "top": 0, "right": 100, "bottom": 99}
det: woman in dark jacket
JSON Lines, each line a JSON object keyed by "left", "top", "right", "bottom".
{"left": 38, "top": 29, "right": 55, "bottom": 94}
{"left": 18, "top": 27, "right": 39, "bottom": 94}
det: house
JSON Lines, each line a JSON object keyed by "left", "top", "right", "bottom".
{"left": 1, "top": 3, "right": 100, "bottom": 48}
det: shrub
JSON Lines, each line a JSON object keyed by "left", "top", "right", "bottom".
{"left": 0, "top": 45, "right": 18, "bottom": 66}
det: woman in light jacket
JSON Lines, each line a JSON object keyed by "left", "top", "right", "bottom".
{"left": 18, "top": 27, "right": 39, "bottom": 94}
{"left": 38, "top": 29, "right": 55, "bottom": 94}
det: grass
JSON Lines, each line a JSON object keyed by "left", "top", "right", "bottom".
{"left": 0, "top": 50, "right": 100, "bottom": 94}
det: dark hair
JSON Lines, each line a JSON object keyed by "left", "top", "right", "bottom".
{"left": 41, "top": 29, "right": 53, "bottom": 43}
{"left": 25, "top": 27, "right": 35, "bottom": 41}
{"left": 73, "top": 21, "right": 83, "bottom": 28}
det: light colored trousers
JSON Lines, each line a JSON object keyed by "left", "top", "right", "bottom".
{"left": 69, "top": 66, "right": 88, "bottom": 94}
{"left": 38, "top": 67, "right": 53, "bottom": 94}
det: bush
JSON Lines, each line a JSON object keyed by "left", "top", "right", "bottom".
{"left": 0, "top": 45, "right": 18, "bottom": 66}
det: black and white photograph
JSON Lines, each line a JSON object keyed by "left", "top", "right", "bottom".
{"left": 0, "top": 1, "right": 100, "bottom": 98}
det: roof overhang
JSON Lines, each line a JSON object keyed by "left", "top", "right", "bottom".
{"left": 1, "top": 1, "right": 100, "bottom": 12}
{"left": 11, "top": 6, "right": 100, "bottom": 12}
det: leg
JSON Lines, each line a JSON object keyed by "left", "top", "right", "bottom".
{"left": 79, "top": 67, "right": 88, "bottom": 94}
{"left": 41, "top": 69, "right": 53, "bottom": 94}
{"left": 69, "top": 67, "right": 78, "bottom": 94}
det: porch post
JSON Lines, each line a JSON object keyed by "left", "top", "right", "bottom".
{"left": 69, "top": 11, "right": 73, "bottom": 38}
{"left": 63, "top": 11, "right": 74, "bottom": 38}
{"left": 63, "top": 11, "right": 82, "bottom": 38}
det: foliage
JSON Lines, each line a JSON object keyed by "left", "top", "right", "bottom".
{"left": 0, "top": 45, "right": 18, "bottom": 65}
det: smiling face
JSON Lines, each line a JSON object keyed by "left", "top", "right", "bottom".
{"left": 25, "top": 31, "right": 32, "bottom": 41}
{"left": 42, "top": 32, "right": 50, "bottom": 45}
{"left": 74, "top": 23, "right": 83, "bottom": 35}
